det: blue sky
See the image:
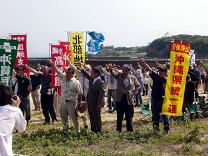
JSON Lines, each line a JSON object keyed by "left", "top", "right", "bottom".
{"left": 0, "top": 0, "right": 208, "bottom": 57}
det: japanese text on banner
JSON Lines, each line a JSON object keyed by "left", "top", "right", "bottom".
{"left": 69, "top": 32, "right": 85, "bottom": 67}
{"left": 51, "top": 45, "right": 64, "bottom": 89}
{"left": 59, "top": 42, "right": 71, "bottom": 67}
{"left": 161, "top": 42, "right": 190, "bottom": 116}
{"left": 0, "top": 39, "right": 18, "bottom": 86}
{"left": 10, "top": 35, "right": 29, "bottom": 77}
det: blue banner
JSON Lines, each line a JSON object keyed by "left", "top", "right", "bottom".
{"left": 88, "top": 32, "right": 105, "bottom": 42}
{"left": 87, "top": 31, "right": 105, "bottom": 55}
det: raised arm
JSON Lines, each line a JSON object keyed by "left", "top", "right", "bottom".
{"left": 84, "top": 64, "right": 91, "bottom": 71}
{"left": 139, "top": 58, "right": 152, "bottom": 73}
{"left": 48, "top": 60, "right": 58, "bottom": 73}
{"left": 111, "top": 67, "right": 120, "bottom": 79}
{"left": 25, "top": 65, "right": 39, "bottom": 76}
{"left": 67, "top": 60, "right": 82, "bottom": 76}
{"left": 48, "top": 60, "right": 64, "bottom": 78}
{"left": 130, "top": 64, "right": 136, "bottom": 75}
{"left": 154, "top": 58, "right": 162, "bottom": 68}
{"left": 100, "top": 66, "right": 108, "bottom": 75}
{"left": 81, "top": 68, "right": 91, "bottom": 80}
{"left": 201, "top": 62, "right": 208, "bottom": 75}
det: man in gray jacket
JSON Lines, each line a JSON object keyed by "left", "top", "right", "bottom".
{"left": 112, "top": 64, "right": 140, "bottom": 132}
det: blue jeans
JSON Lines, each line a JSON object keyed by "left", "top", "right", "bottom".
{"left": 151, "top": 98, "right": 169, "bottom": 131}
{"left": 107, "top": 89, "right": 115, "bottom": 110}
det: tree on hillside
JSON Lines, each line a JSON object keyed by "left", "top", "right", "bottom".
{"left": 148, "top": 34, "right": 208, "bottom": 58}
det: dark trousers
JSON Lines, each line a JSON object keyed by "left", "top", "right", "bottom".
{"left": 88, "top": 107, "right": 102, "bottom": 133}
{"left": 135, "top": 89, "right": 143, "bottom": 105}
{"left": 142, "top": 84, "right": 148, "bottom": 96}
{"left": 41, "top": 94, "right": 56, "bottom": 122}
{"left": 19, "top": 97, "right": 31, "bottom": 121}
{"left": 151, "top": 98, "right": 169, "bottom": 131}
{"left": 107, "top": 89, "right": 115, "bottom": 110}
{"left": 201, "top": 75, "right": 205, "bottom": 84}
{"left": 116, "top": 95, "right": 134, "bottom": 132}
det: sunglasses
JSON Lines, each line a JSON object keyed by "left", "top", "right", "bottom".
{"left": 18, "top": 69, "right": 25, "bottom": 71}
{"left": 122, "top": 68, "right": 130, "bottom": 71}
{"left": 66, "top": 71, "right": 73, "bottom": 74}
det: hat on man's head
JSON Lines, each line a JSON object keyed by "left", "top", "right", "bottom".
{"left": 122, "top": 64, "right": 130, "bottom": 70}
{"left": 158, "top": 67, "right": 167, "bottom": 73}
{"left": 85, "top": 64, "right": 91, "bottom": 69}
{"left": 136, "top": 69, "right": 142, "bottom": 74}
{"left": 92, "top": 67, "right": 101, "bottom": 75}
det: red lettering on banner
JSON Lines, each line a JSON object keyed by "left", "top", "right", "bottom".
{"left": 168, "top": 104, "right": 177, "bottom": 113}
{"left": 170, "top": 98, "right": 178, "bottom": 101}
{"left": 174, "top": 55, "right": 184, "bottom": 64}
{"left": 170, "top": 87, "right": 181, "bottom": 96}
{"left": 173, "top": 65, "right": 184, "bottom": 75}
{"left": 172, "top": 75, "right": 182, "bottom": 84}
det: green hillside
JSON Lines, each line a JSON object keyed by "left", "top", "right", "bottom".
{"left": 148, "top": 34, "right": 208, "bottom": 58}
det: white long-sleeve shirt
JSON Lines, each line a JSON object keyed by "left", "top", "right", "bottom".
{"left": 0, "top": 105, "right": 27, "bottom": 156}
{"left": 102, "top": 68, "right": 117, "bottom": 90}
{"left": 68, "top": 64, "right": 89, "bottom": 97}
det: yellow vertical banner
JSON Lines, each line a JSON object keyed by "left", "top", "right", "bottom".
{"left": 69, "top": 32, "right": 85, "bottom": 67}
{"left": 162, "top": 42, "right": 190, "bottom": 116}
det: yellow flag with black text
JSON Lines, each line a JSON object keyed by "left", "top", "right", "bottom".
{"left": 161, "top": 42, "right": 190, "bottom": 116}
{"left": 69, "top": 32, "right": 85, "bottom": 67}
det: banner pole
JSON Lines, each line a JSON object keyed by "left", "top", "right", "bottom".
{"left": 85, "top": 31, "right": 88, "bottom": 64}
{"left": 49, "top": 43, "right": 51, "bottom": 59}
{"left": 67, "top": 32, "right": 70, "bottom": 42}
{"left": 67, "top": 32, "right": 70, "bottom": 63}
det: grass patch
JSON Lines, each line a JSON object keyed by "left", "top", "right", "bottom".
{"left": 13, "top": 107, "right": 208, "bottom": 155}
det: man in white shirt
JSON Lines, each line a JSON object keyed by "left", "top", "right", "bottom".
{"left": 101, "top": 64, "right": 117, "bottom": 112}
{"left": 49, "top": 61, "right": 83, "bottom": 133}
{"left": 0, "top": 83, "right": 27, "bottom": 156}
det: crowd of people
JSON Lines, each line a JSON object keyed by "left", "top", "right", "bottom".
{"left": 1, "top": 58, "right": 208, "bottom": 155}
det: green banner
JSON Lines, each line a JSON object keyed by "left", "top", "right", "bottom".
{"left": 0, "top": 39, "right": 18, "bottom": 86}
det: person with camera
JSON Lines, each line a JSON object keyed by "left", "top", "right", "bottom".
{"left": 0, "top": 83, "right": 27, "bottom": 156}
